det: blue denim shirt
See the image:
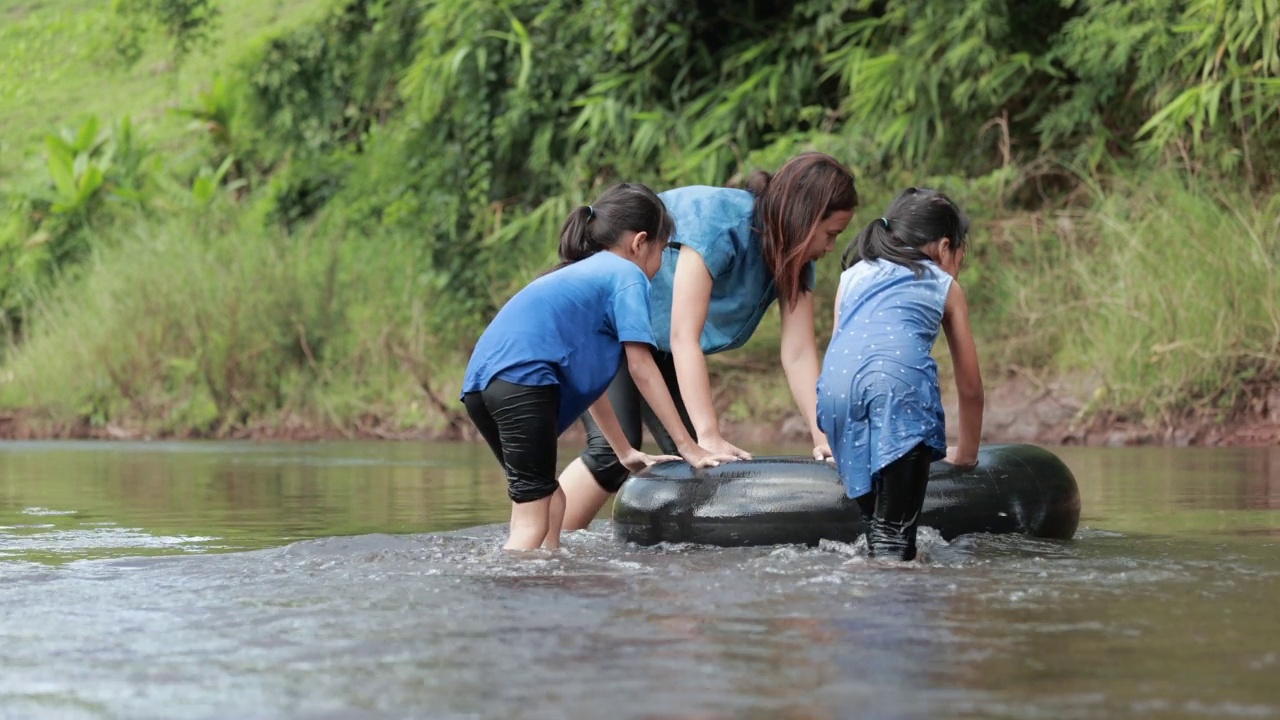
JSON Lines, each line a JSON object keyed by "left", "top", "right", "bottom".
{"left": 649, "top": 186, "right": 814, "bottom": 355}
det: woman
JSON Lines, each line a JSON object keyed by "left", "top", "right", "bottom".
{"left": 558, "top": 152, "right": 859, "bottom": 530}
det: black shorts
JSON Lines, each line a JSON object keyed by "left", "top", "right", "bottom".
{"left": 463, "top": 379, "right": 560, "bottom": 504}
{"left": 578, "top": 349, "right": 696, "bottom": 493}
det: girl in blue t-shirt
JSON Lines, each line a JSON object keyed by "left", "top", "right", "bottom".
{"left": 558, "top": 153, "right": 859, "bottom": 531}
{"left": 461, "top": 183, "right": 735, "bottom": 551}
{"left": 818, "top": 188, "right": 984, "bottom": 561}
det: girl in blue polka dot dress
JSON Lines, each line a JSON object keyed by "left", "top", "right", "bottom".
{"left": 817, "top": 188, "right": 984, "bottom": 561}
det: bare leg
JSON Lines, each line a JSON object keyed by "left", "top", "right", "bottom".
{"left": 505, "top": 496, "right": 552, "bottom": 550}
{"left": 541, "top": 487, "right": 566, "bottom": 550}
{"left": 559, "top": 458, "right": 612, "bottom": 531}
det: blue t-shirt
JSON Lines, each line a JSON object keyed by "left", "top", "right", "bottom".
{"left": 461, "top": 251, "right": 655, "bottom": 434}
{"left": 649, "top": 186, "right": 815, "bottom": 355}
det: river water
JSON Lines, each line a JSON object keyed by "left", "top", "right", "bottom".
{"left": 1, "top": 440, "right": 1278, "bottom": 719}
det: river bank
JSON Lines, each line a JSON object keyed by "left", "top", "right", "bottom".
{"left": 3, "top": 374, "right": 1276, "bottom": 448}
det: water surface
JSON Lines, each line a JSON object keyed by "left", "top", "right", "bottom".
{"left": 1, "top": 441, "right": 1277, "bottom": 719}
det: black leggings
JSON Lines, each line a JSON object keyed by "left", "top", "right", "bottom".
{"left": 462, "top": 379, "right": 560, "bottom": 504}
{"left": 855, "top": 443, "right": 934, "bottom": 561}
{"left": 578, "top": 349, "right": 697, "bottom": 493}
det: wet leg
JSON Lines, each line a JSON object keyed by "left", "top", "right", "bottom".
{"left": 477, "top": 380, "right": 561, "bottom": 550}
{"left": 563, "top": 363, "right": 645, "bottom": 530}
{"left": 541, "top": 487, "right": 566, "bottom": 550}
{"left": 867, "top": 443, "right": 933, "bottom": 561}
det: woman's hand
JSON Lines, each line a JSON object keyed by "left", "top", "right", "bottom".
{"left": 697, "top": 435, "right": 753, "bottom": 460}
{"left": 678, "top": 443, "right": 741, "bottom": 469}
{"left": 618, "top": 448, "right": 682, "bottom": 473}
{"left": 813, "top": 443, "right": 834, "bottom": 463}
{"left": 944, "top": 446, "right": 978, "bottom": 470}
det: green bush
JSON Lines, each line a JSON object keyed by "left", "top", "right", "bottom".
{"left": 2, "top": 0, "right": 1278, "bottom": 435}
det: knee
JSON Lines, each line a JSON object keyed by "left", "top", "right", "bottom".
{"left": 509, "top": 477, "right": 558, "bottom": 504}
{"left": 578, "top": 451, "right": 630, "bottom": 494}
{"left": 577, "top": 425, "right": 635, "bottom": 493}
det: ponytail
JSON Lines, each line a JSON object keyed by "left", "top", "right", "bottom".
{"left": 557, "top": 205, "right": 602, "bottom": 264}
{"left": 542, "top": 183, "right": 674, "bottom": 276}
{"left": 843, "top": 217, "right": 929, "bottom": 276}
{"left": 842, "top": 187, "right": 969, "bottom": 277}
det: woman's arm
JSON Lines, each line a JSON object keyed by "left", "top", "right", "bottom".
{"left": 779, "top": 290, "right": 831, "bottom": 460}
{"left": 586, "top": 393, "right": 680, "bottom": 472}
{"left": 941, "top": 282, "right": 984, "bottom": 468}
{"left": 624, "top": 343, "right": 738, "bottom": 468}
{"left": 668, "top": 246, "right": 752, "bottom": 459}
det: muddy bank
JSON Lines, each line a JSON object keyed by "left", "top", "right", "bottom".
{"left": 1, "top": 375, "right": 1277, "bottom": 447}
{"left": 940, "top": 374, "right": 1280, "bottom": 448}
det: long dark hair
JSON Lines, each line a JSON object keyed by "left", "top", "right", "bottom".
{"left": 841, "top": 187, "right": 969, "bottom": 277}
{"left": 548, "top": 182, "right": 674, "bottom": 274}
{"left": 747, "top": 152, "right": 858, "bottom": 307}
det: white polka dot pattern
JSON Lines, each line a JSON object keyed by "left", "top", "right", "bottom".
{"left": 817, "top": 259, "right": 952, "bottom": 499}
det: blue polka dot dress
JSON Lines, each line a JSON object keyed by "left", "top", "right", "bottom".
{"left": 817, "top": 259, "right": 951, "bottom": 499}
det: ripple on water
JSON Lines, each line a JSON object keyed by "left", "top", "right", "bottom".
{"left": 0, "top": 521, "right": 224, "bottom": 563}
{"left": 1, "top": 521, "right": 1278, "bottom": 720}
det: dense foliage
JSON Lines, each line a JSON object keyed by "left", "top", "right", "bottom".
{"left": 0, "top": 0, "right": 1276, "bottom": 436}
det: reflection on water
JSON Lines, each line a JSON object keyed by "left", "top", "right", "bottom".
{"left": 1065, "top": 445, "right": 1280, "bottom": 534}
{"left": 0, "top": 441, "right": 512, "bottom": 563}
{"left": 0, "top": 441, "right": 1278, "bottom": 719}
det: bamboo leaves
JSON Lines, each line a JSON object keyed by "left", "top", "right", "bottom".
{"left": 1134, "top": 0, "right": 1280, "bottom": 180}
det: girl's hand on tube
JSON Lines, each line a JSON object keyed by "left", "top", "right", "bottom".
{"left": 945, "top": 446, "right": 978, "bottom": 470}
{"left": 618, "top": 448, "right": 681, "bottom": 473}
{"left": 698, "top": 435, "right": 753, "bottom": 460}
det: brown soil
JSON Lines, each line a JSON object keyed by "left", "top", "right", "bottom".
{"left": 2, "top": 375, "right": 1278, "bottom": 447}
{"left": 940, "top": 374, "right": 1280, "bottom": 448}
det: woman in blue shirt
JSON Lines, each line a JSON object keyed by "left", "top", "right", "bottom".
{"left": 461, "top": 183, "right": 734, "bottom": 551}
{"left": 558, "top": 153, "right": 859, "bottom": 530}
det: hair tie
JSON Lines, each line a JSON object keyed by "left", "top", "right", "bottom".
{"left": 586, "top": 205, "right": 595, "bottom": 220}
{"left": 880, "top": 217, "right": 890, "bottom": 230}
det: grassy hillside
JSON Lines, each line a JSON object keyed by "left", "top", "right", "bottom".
{"left": 0, "top": 0, "right": 325, "bottom": 182}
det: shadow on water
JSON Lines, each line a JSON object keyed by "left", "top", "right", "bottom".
{"left": 0, "top": 441, "right": 1278, "bottom": 719}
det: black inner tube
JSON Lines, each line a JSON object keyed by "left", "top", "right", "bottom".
{"left": 612, "top": 444, "right": 1081, "bottom": 547}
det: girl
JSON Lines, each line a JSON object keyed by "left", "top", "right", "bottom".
{"left": 817, "top": 188, "right": 984, "bottom": 561}
{"left": 558, "top": 152, "right": 859, "bottom": 531}
{"left": 460, "top": 183, "right": 735, "bottom": 551}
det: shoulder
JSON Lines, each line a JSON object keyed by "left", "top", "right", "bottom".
{"left": 542, "top": 251, "right": 642, "bottom": 290}
{"left": 841, "top": 259, "right": 891, "bottom": 286}
{"left": 660, "top": 187, "right": 756, "bottom": 275}
{"left": 841, "top": 260, "right": 880, "bottom": 281}
{"left": 659, "top": 186, "right": 754, "bottom": 224}
{"left": 588, "top": 251, "right": 648, "bottom": 288}
{"left": 922, "top": 260, "right": 955, "bottom": 286}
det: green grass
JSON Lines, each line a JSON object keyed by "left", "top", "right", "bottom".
{"left": 0, "top": 0, "right": 326, "bottom": 183}
{"left": 1059, "top": 177, "right": 1280, "bottom": 423}
{"left": 0, "top": 200, "right": 466, "bottom": 437}
{"left": 955, "top": 171, "right": 1280, "bottom": 426}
